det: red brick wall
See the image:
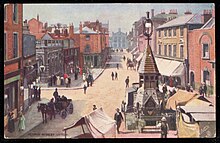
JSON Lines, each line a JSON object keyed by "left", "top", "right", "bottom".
{"left": 28, "top": 18, "right": 43, "bottom": 34}
{"left": 188, "top": 26, "right": 215, "bottom": 88}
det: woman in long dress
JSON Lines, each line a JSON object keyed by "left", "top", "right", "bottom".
{"left": 18, "top": 112, "right": 25, "bottom": 131}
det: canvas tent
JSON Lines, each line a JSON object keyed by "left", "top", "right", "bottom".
{"left": 63, "top": 108, "right": 116, "bottom": 138}
{"left": 165, "top": 90, "right": 198, "bottom": 110}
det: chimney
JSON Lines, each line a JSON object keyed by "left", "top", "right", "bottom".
{"left": 79, "top": 22, "right": 82, "bottom": 34}
{"left": 202, "top": 9, "right": 212, "bottom": 24}
{"left": 37, "top": 14, "right": 39, "bottom": 21}
{"left": 151, "top": 9, "right": 154, "bottom": 18}
{"left": 44, "top": 22, "right": 48, "bottom": 29}
{"left": 69, "top": 23, "right": 74, "bottom": 38}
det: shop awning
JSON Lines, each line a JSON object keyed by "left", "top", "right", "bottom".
{"left": 190, "top": 113, "right": 215, "bottom": 121}
{"left": 135, "top": 53, "right": 143, "bottom": 62}
{"left": 155, "top": 57, "right": 185, "bottom": 76}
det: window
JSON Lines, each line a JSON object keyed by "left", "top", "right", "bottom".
{"left": 168, "top": 29, "right": 172, "bottom": 37}
{"left": 13, "top": 4, "right": 18, "bottom": 23}
{"left": 86, "top": 35, "right": 90, "bottom": 40}
{"left": 180, "top": 26, "right": 184, "bottom": 37}
{"left": 158, "top": 45, "right": 161, "bottom": 55}
{"left": 180, "top": 45, "right": 184, "bottom": 58}
{"left": 169, "top": 45, "right": 172, "bottom": 56}
{"left": 202, "top": 44, "right": 209, "bottom": 59}
{"left": 173, "top": 45, "right": 176, "bottom": 57}
{"left": 4, "top": 5, "right": 7, "bottom": 21}
{"left": 114, "top": 37, "right": 117, "bottom": 42}
{"left": 158, "top": 30, "right": 161, "bottom": 37}
{"left": 4, "top": 33, "right": 6, "bottom": 60}
{"left": 84, "top": 45, "right": 90, "bottom": 53}
{"left": 13, "top": 33, "right": 18, "bottom": 58}
{"left": 164, "top": 29, "right": 167, "bottom": 37}
{"left": 164, "top": 45, "right": 167, "bottom": 56}
{"left": 173, "top": 28, "right": 176, "bottom": 36}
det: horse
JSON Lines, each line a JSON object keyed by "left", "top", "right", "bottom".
{"left": 37, "top": 103, "right": 48, "bottom": 124}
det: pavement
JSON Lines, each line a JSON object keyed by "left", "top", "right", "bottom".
{"left": 4, "top": 98, "right": 49, "bottom": 139}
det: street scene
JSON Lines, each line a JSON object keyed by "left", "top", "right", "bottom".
{"left": 4, "top": 3, "right": 215, "bottom": 139}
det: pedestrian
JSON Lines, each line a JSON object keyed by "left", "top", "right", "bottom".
{"left": 53, "top": 75, "right": 57, "bottom": 86}
{"left": 90, "top": 75, "right": 93, "bottom": 86}
{"left": 186, "top": 83, "right": 190, "bottom": 92}
{"left": 83, "top": 84, "right": 87, "bottom": 94}
{"left": 65, "top": 77, "right": 68, "bottom": 87}
{"left": 38, "top": 87, "right": 41, "bottom": 101}
{"left": 123, "top": 56, "right": 126, "bottom": 61}
{"left": 202, "top": 82, "right": 207, "bottom": 97}
{"left": 93, "top": 105, "right": 97, "bottom": 111}
{"left": 199, "top": 84, "right": 203, "bottom": 95}
{"left": 111, "top": 72, "right": 114, "bottom": 80}
{"left": 68, "top": 77, "right": 71, "bottom": 87}
{"left": 162, "top": 84, "right": 168, "bottom": 95}
{"left": 7, "top": 111, "right": 15, "bottom": 133}
{"left": 125, "top": 76, "right": 129, "bottom": 88}
{"left": 161, "top": 117, "right": 168, "bottom": 138}
{"left": 86, "top": 78, "right": 90, "bottom": 87}
{"left": 75, "top": 72, "right": 78, "bottom": 80}
{"left": 114, "top": 108, "right": 124, "bottom": 134}
{"left": 117, "top": 63, "right": 119, "bottom": 69}
{"left": 53, "top": 88, "right": 59, "bottom": 103}
{"left": 18, "top": 112, "right": 25, "bottom": 131}
{"left": 115, "top": 72, "right": 118, "bottom": 80}
{"left": 121, "top": 101, "right": 126, "bottom": 113}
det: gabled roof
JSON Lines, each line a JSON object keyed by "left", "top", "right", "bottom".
{"left": 75, "top": 26, "right": 97, "bottom": 34}
{"left": 34, "top": 33, "right": 46, "bottom": 40}
{"left": 152, "top": 13, "right": 178, "bottom": 20}
{"left": 138, "top": 44, "right": 159, "bottom": 74}
{"left": 157, "top": 14, "right": 203, "bottom": 29}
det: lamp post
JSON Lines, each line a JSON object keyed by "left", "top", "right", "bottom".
{"left": 142, "top": 11, "right": 153, "bottom": 45}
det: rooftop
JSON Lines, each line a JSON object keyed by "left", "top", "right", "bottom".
{"left": 75, "top": 26, "right": 97, "bottom": 34}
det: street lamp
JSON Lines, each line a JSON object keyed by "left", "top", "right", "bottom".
{"left": 142, "top": 11, "right": 153, "bottom": 45}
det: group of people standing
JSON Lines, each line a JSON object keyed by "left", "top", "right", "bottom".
{"left": 7, "top": 111, "right": 26, "bottom": 133}
{"left": 83, "top": 73, "right": 94, "bottom": 94}
{"left": 51, "top": 74, "right": 72, "bottom": 87}
{"left": 111, "top": 72, "right": 118, "bottom": 80}
{"left": 33, "top": 86, "right": 41, "bottom": 102}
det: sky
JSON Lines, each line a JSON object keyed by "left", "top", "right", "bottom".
{"left": 23, "top": 3, "right": 213, "bottom": 34}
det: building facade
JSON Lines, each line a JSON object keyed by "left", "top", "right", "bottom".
{"left": 156, "top": 12, "right": 204, "bottom": 87}
{"left": 4, "top": 4, "right": 23, "bottom": 127}
{"left": 74, "top": 20, "right": 109, "bottom": 69}
{"left": 110, "top": 28, "right": 128, "bottom": 49}
{"left": 188, "top": 9, "right": 215, "bottom": 94}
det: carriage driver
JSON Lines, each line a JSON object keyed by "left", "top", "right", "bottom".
{"left": 53, "top": 88, "right": 59, "bottom": 103}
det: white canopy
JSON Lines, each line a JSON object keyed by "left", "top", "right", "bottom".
{"left": 155, "top": 57, "right": 185, "bottom": 76}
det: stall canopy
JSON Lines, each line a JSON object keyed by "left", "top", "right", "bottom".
{"left": 165, "top": 90, "right": 198, "bottom": 111}
{"left": 155, "top": 57, "right": 185, "bottom": 76}
{"left": 64, "top": 108, "right": 116, "bottom": 138}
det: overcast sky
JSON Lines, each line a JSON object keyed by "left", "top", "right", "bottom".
{"left": 23, "top": 3, "right": 213, "bottom": 34}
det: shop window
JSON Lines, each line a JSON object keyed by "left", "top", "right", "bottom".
{"left": 202, "top": 43, "right": 209, "bottom": 59}
{"left": 84, "top": 45, "right": 90, "bottom": 53}
{"left": 203, "top": 70, "right": 210, "bottom": 84}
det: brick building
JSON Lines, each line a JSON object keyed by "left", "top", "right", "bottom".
{"left": 74, "top": 20, "right": 109, "bottom": 69}
{"left": 156, "top": 12, "right": 204, "bottom": 87}
{"left": 4, "top": 4, "right": 23, "bottom": 127}
{"left": 188, "top": 8, "right": 215, "bottom": 94}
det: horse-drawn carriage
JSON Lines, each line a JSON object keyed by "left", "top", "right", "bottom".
{"left": 126, "top": 58, "right": 137, "bottom": 70}
{"left": 37, "top": 97, "right": 73, "bottom": 123}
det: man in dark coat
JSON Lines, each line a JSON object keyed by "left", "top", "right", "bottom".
{"left": 125, "top": 76, "right": 129, "bottom": 88}
{"left": 162, "top": 84, "right": 168, "bottom": 95}
{"left": 53, "top": 88, "right": 59, "bottom": 103}
{"left": 114, "top": 108, "right": 123, "bottom": 134}
{"left": 202, "top": 82, "right": 207, "bottom": 97}
{"left": 115, "top": 72, "right": 118, "bottom": 80}
{"left": 53, "top": 75, "right": 57, "bottom": 86}
{"left": 199, "top": 84, "right": 203, "bottom": 95}
{"left": 111, "top": 72, "right": 114, "bottom": 80}
{"left": 83, "top": 84, "right": 87, "bottom": 94}
{"left": 68, "top": 77, "right": 71, "bottom": 87}
{"left": 161, "top": 117, "right": 168, "bottom": 138}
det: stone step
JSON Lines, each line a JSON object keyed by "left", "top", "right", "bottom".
{"left": 141, "top": 126, "right": 161, "bottom": 133}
